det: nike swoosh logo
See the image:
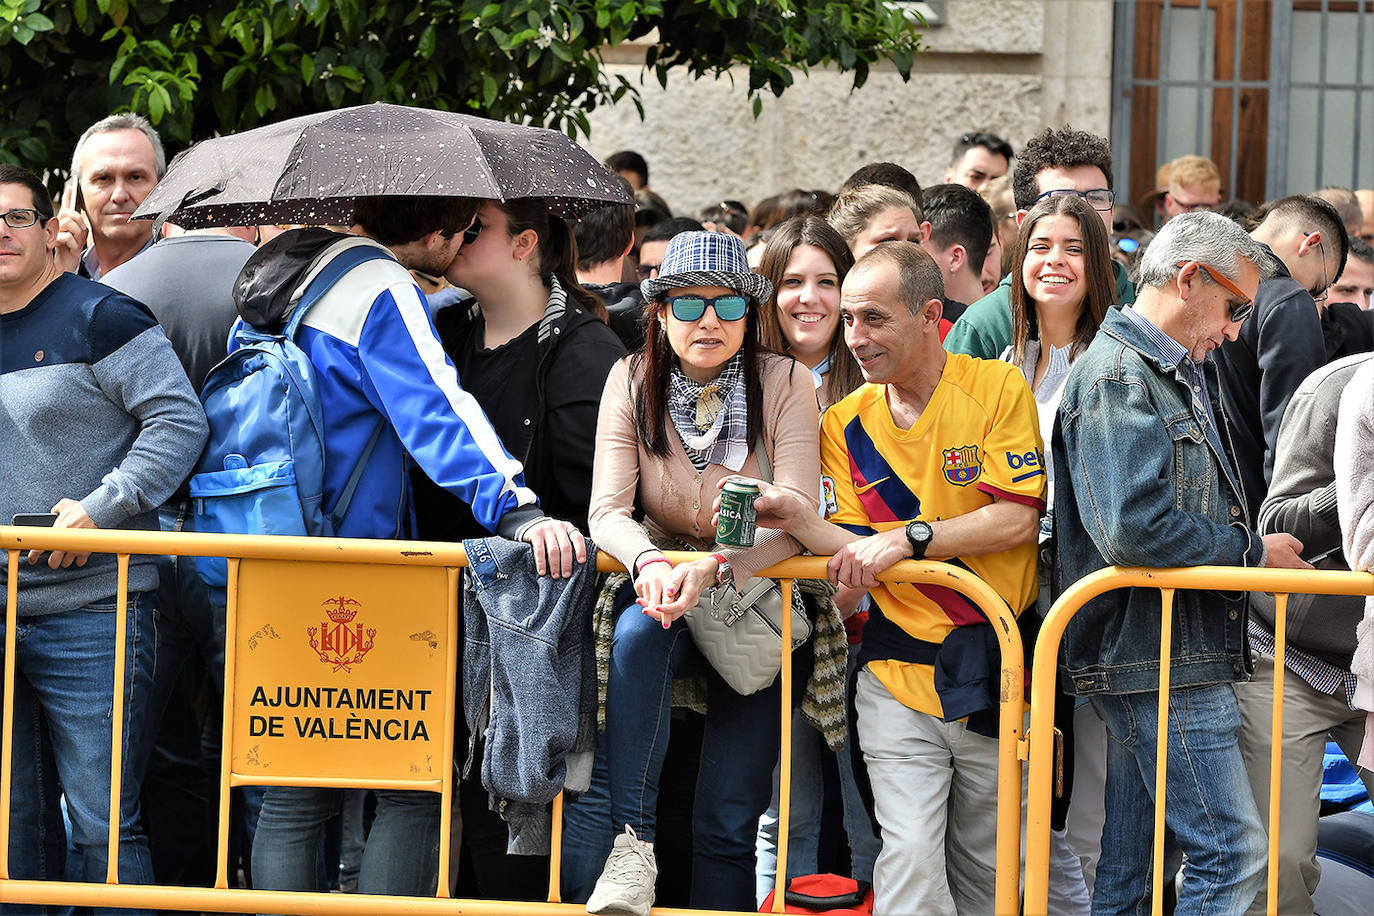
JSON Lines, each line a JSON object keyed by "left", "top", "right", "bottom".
{"left": 854, "top": 476, "right": 891, "bottom": 494}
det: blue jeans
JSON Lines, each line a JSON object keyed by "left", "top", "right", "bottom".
{"left": 1090, "top": 685, "right": 1265, "bottom": 916}
{"left": 251, "top": 787, "right": 440, "bottom": 897}
{"left": 755, "top": 711, "right": 823, "bottom": 905}
{"left": 604, "top": 583, "right": 781, "bottom": 910}
{"left": 3, "top": 595, "right": 159, "bottom": 916}
{"left": 837, "top": 641, "right": 879, "bottom": 885}
{"left": 154, "top": 503, "right": 224, "bottom": 700}
{"left": 560, "top": 745, "right": 615, "bottom": 903}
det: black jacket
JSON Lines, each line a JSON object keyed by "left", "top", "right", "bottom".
{"left": 414, "top": 280, "right": 626, "bottom": 539}
{"left": 1214, "top": 246, "right": 1327, "bottom": 520}
{"left": 1321, "top": 301, "right": 1374, "bottom": 362}
{"left": 585, "top": 280, "right": 647, "bottom": 351}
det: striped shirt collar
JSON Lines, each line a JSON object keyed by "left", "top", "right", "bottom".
{"left": 1122, "top": 305, "right": 1190, "bottom": 369}
{"left": 1122, "top": 304, "right": 1221, "bottom": 440}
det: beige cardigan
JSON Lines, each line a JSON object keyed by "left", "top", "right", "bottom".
{"left": 589, "top": 353, "right": 821, "bottom": 583}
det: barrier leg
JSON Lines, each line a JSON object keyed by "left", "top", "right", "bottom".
{"left": 770, "top": 578, "right": 794, "bottom": 915}
{"left": 438, "top": 568, "right": 459, "bottom": 899}
{"left": 1150, "top": 588, "right": 1176, "bottom": 916}
{"left": 1265, "top": 594, "right": 1289, "bottom": 916}
{"left": 107, "top": 554, "right": 130, "bottom": 884}
{"left": 994, "top": 634, "right": 1024, "bottom": 914}
{"left": 1, "top": 551, "right": 19, "bottom": 881}
{"left": 214, "top": 558, "right": 240, "bottom": 889}
{"left": 548, "top": 792, "right": 564, "bottom": 903}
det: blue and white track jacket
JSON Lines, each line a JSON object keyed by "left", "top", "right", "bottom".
{"left": 236, "top": 234, "right": 542, "bottom": 540}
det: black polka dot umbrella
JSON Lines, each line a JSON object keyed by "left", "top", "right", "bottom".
{"left": 133, "top": 103, "right": 630, "bottom": 229}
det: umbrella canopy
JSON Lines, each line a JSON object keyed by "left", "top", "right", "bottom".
{"left": 134, "top": 103, "right": 630, "bottom": 228}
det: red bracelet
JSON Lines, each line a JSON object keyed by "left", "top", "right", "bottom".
{"left": 636, "top": 556, "right": 672, "bottom": 575}
{"left": 711, "top": 553, "right": 730, "bottom": 587}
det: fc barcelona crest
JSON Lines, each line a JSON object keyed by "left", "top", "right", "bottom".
{"left": 942, "top": 445, "right": 982, "bottom": 486}
{"left": 307, "top": 596, "right": 376, "bottom": 672}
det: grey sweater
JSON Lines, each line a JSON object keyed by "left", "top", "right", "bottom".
{"left": 1, "top": 274, "right": 208, "bottom": 616}
{"left": 1256, "top": 353, "right": 1372, "bottom": 668}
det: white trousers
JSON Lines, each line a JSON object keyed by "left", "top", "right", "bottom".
{"left": 855, "top": 667, "right": 999, "bottom": 916}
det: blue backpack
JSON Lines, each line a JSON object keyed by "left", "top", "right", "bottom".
{"left": 189, "top": 243, "right": 392, "bottom": 588}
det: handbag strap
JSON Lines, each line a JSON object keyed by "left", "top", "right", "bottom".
{"left": 755, "top": 435, "right": 773, "bottom": 483}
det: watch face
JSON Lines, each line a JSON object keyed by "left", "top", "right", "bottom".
{"left": 907, "top": 520, "right": 931, "bottom": 558}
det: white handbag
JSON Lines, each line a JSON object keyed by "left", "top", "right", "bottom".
{"left": 682, "top": 438, "right": 812, "bottom": 695}
{"left": 684, "top": 575, "right": 812, "bottom": 695}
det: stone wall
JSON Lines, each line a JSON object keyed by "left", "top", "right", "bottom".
{"left": 581, "top": 0, "right": 1115, "bottom": 217}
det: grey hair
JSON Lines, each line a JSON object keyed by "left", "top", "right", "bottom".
{"left": 1136, "top": 210, "right": 1274, "bottom": 289}
{"left": 69, "top": 113, "right": 167, "bottom": 187}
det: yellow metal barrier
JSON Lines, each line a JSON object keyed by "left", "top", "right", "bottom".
{"left": 1024, "top": 565, "right": 1374, "bottom": 916}
{"left": 0, "top": 525, "right": 1026, "bottom": 915}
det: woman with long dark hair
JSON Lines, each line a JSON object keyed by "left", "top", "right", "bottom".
{"left": 414, "top": 197, "right": 624, "bottom": 899}
{"left": 419, "top": 197, "right": 624, "bottom": 538}
{"left": 1005, "top": 193, "right": 1114, "bottom": 438}
{"left": 1003, "top": 192, "right": 1114, "bottom": 915}
{"left": 585, "top": 232, "right": 819, "bottom": 914}
{"left": 757, "top": 216, "right": 861, "bottom": 410}
{"left": 756, "top": 216, "right": 876, "bottom": 900}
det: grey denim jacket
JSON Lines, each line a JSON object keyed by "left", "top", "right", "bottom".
{"left": 1052, "top": 308, "right": 1266, "bottom": 696}
{"left": 461, "top": 536, "right": 599, "bottom": 854}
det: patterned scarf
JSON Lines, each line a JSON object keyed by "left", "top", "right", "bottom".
{"left": 667, "top": 353, "right": 749, "bottom": 471}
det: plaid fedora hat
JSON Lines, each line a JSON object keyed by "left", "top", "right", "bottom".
{"left": 641, "top": 231, "right": 773, "bottom": 304}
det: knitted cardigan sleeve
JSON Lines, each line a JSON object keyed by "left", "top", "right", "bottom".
{"left": 1335, "top": 359, "right": 1374, "bottom": 695}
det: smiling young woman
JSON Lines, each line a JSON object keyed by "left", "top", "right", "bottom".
{"left": 757, "top": 216, "right": 862, "bottom": 409}
{"left": 1007, "top": 194, "right": 1116, "bottom": 389}
{"left": 1001, "top": 191, "right": 1119, "bottom": 915}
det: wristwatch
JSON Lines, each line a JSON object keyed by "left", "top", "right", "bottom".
{"left": 905, "top": 520, "right": 933, "bottom": 560}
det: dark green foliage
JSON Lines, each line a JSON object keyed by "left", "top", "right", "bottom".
{"left": 0, "top": 0, "right": 922, "bottom": 183}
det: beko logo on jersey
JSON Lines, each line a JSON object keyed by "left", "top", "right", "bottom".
{"left": 1006, "top": 449, "right": 1045, "bottom": 482}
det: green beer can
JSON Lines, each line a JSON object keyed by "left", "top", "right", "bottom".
{"left": 716, "top": 480, "right": 760, "bottom": 547}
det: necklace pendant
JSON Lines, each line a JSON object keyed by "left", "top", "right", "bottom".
{"left": 695, "top": 387, "right": 723, "bottom": 431}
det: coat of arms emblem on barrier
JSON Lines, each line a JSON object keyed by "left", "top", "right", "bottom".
{"left": 308, "top": 596, "right": 376, "bottom": 672}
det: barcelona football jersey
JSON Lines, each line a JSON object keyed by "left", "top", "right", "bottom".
{"left": 820, "top": 353, "right": 1045, "bottom": 718}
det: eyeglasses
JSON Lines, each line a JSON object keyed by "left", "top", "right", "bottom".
{"left": 462, "top": 217, "right": 483, "bottom": 246}
{"left": 665, "top": 294, "right": 749, "bottom": 322}
{"left": 1192, "top": 262, "right": 1255, "bottom": 323}
{"left": 1308, "top": 235, "right": 1329, "bottom": 303}
{"left": 0, "top": 208, "right": 44, "bottom": 229}
{"left": 1166, "top": 193, "right": 1217, "bottom": 213}
{"left": 635, "top": 262, "right": 661, "bottom": 280}
{"left": 1033, "top": 188, "right": 1117, "bottom": 212}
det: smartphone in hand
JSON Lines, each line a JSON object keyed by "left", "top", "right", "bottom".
{"left": 61, "top": 177, "right": 79, "bottom": 213}
{"left": 11, "top": 514, "right": 58, "bottom": 527}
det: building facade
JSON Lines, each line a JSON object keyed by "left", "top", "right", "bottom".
{"left": 582, "top": 0, "right": 1371, "bottom": 215}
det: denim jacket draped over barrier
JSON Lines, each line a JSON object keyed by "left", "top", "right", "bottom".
{"left": 461, "top": 536, "right": 600, "bottom": 854}
{"left": 1053, "top": 308, "right": 1266, "bottom": 696}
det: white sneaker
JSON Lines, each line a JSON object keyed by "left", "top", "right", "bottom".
{"left": 586, "top": 825, "right": 658, "bottom": 916}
